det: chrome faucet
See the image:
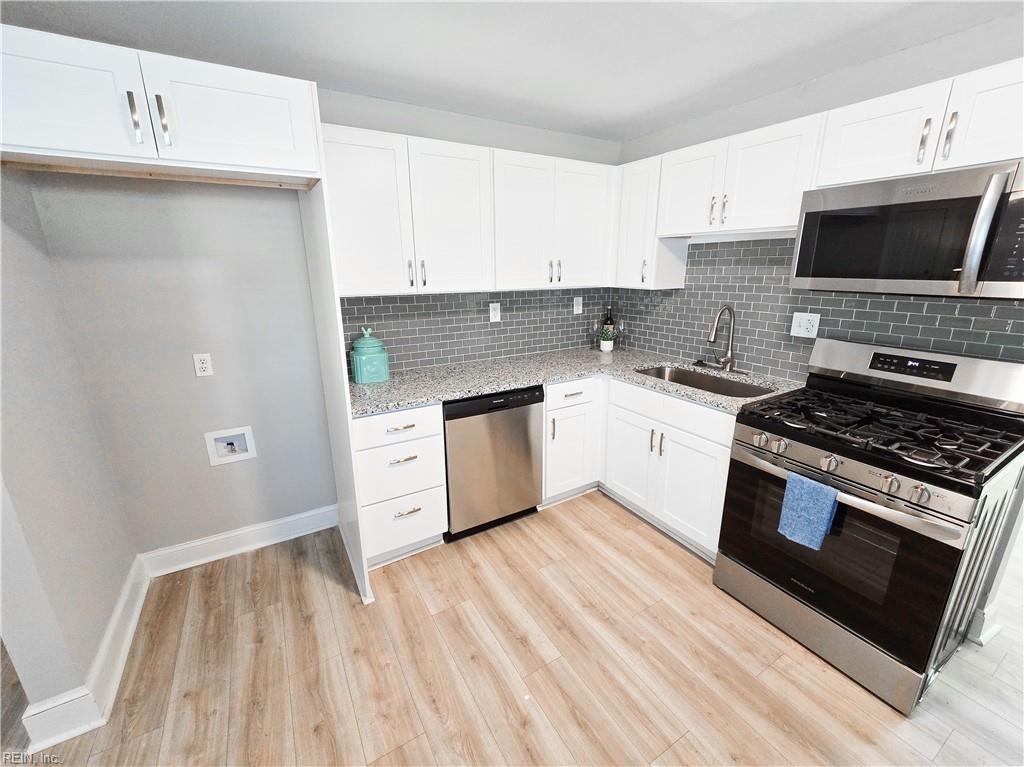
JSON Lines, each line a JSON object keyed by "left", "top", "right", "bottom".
{"left": 707, "top": 304, "right": 736, "bottom": 372}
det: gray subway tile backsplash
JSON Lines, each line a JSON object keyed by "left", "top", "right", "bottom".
{"left": 339, "top": 239, "right": 1022, "bottom": 381}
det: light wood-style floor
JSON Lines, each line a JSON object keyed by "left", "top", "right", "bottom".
{"left": 18, "top": 491, "right": 1024, "bottom": 766}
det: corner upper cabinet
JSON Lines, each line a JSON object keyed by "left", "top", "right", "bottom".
{"left": 494, "top": 150, "right": 556, "bottom": 289}
{"left": 1, "top": 25, "right": 158, "bottom": 160}
{"left": 815, "top": 80, "right": 953, "bottom": 186}
{"left": 553, "top": 159, "right": 616, "bottom": 287}
{"left": 656, "top": 139, "right": 729, "bottom": 236}
{"left": 136, "top": 51, "right": 320, "bottom": 173}
{"left": 408, "top": 137, "right": 495, "bottom": 293}
{"left": 616, "top": 156, "right": 686, "bottom": 289}
{"left": 932, "top": 59, "right": 1024, "bottom": 171}
{"left": 323, "top": 126, "right": 417, "bottom": 296}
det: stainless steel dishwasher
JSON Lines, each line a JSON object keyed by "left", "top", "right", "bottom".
{"left": 443, "top": 386, "right": 544, "bottom": 538}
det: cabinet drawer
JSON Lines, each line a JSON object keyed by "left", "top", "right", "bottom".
{"left": 546, "top": 377, "right": 602, "bottom": 409}
{"left": 351, "top": 405, "right": 443, "bottom": 451}
{"left": 354, "top": 435, "right": 446, "bottom": 506}
{"left": 361, "top": 486, "right": 448, "bottom": 560}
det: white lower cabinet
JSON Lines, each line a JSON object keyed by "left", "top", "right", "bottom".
{"left": 360, "top": 486, "right": 448, "bottom": 561}
{"left": 603, "top": 404, "right": 658, "bottom": 510}
{"left": 545, "top": 401, "right": 601, "bottom": 498}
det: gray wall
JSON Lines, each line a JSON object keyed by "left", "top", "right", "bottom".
{"left": 1, "top": 171, "right": 137, "bottom": 685}
{"left": 317, "top": 88, "right": 621, "bottom": 164}
{"left": 619, "top": 18, "right": 1024, "bottom": 162}
{"left": 27, "top": 174, "right": 336, "bottom": 552}
{"left": 340, "top": 288, "right": 612, "bottom": 373}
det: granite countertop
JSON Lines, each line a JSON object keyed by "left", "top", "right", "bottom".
{"left": 348, "top": 347, "right": 801, "bottom": 417}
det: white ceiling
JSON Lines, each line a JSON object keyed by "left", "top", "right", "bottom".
{"left": 3, "top": 2, "right": 1021, "bottom": 141}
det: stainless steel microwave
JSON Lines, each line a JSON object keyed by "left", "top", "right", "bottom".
{"left": 792, "top": 159, "right": 1024, "bottom": 299}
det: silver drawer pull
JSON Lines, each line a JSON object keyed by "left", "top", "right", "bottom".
{"left": 708, "top": 195, "right": 717, "bottom": 225}
{"left": 155, "top": 94, "right": 172, "bottom": 146}
{"left": 563, "top": 391, "right": 584, "bottom": 398}
{"left": 720, "top": 193, "right": 728, "bottom": 224}
{"left": 389, "top": 455, "right": 418, "bottom": 465}
{"left": 394, "top": 506, "right": 422, "bottom": 519}
{"left": 650, "top": 428, "right": 656, "bottom": 452}
{"left": 386, "top": 424, "right": 416, "bottom": 433}
{"left": 125, "top": 91, "right": 143, "bottom": 143}
{"left": 916, "top": 117, "right": 932, "bottom": 164}
{"left": 942, "top": 111, "right": 959, "bottom": 160}
{"left": 551, "top": 417, "right": 556, "bottom": 440}
{"left": 407, "top": 259, "right": 414, "bottom": 287}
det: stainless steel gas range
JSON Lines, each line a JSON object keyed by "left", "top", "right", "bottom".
{"left": 714, "top": 338, "right": 1024, "bottom": 714}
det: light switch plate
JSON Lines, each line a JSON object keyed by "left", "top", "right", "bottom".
{"left": 573, "top": 297, "right": 583, "bottom": 314}
{"left": 193, "top": 353, "right": 214, "bottom": 376}
{"left": 790, "top": 312, "right": 820, "bottom": 338}
{"left": 489, "top": 302, "right": 501, "bottom": 322}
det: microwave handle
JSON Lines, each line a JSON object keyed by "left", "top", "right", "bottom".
{"left": 958, "top": 170, "right": 1011, "bottom": 295}
{"left": 731, "top": 445, "right": 968, "bottom": 548}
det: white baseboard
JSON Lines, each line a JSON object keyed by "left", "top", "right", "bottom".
{"left": 23, "top": 686, "right": 103, "bottom": 754}
{"left": 140, "top": 504, "right": 339, "bottom": 577}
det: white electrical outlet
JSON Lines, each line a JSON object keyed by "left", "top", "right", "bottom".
{"left": 193, "top": 353, "right": 214, "bottom": 376}
{"left": 790, "top": 312, "right": 821, "bottom": 338}
{"left": 573, "top": 297, "right": 583, "bottom": 315}
{"left": 489, "top": 302, "right": 501, "bottom": 322}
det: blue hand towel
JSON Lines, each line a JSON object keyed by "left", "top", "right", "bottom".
{"left": 778, "top": 472, "right": 838, "bottom": 550}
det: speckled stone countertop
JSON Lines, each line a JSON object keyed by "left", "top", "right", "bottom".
{"left": 348, "top": 347, "right": 801, "bottom": 417}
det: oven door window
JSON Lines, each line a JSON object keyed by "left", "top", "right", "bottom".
{"left": 796, "top": 196, "right": 984, "bottom": 282}
{"left": 718, "top": 459, "right": 963, "bottom": 672}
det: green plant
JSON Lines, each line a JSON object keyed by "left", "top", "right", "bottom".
{"left": 599, "top": 326, "right": 618, "bottom": 341}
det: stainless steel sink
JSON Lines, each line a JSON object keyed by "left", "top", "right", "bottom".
{"left": 636, "top": 366, "right": 775, "bottom": 398}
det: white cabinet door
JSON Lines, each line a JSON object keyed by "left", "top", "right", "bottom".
{"left": 494, "top": 150, "right": 555, "bottom": 290}
{"left": 323, "top": 126, "right": 416, "bottom": 296}
{"left": 720, "top": 115, "right": 822, "bottom": 232}
{"left": 603, "top": 405, "right": 656, "bottom": 511}
{"left": 816, "top": 80, "right": 952, "bottom": 186}
{"left": 546, "top": 402, "right": 600, "bottom": 498}
{"left": 650, "top": 423, "right": 731, "bottom": 555}
{"left": 408, "top": 137, "right": 495, "bottom": 293}
{"left": 137, "top": 51, "right": 320, "bottom": 173}
{"left": 933, "top": 59, "right": 1024, "bottom": 171}
{"left": 656, "top": 138, "right": 729, "bottom": 236}
{"left": 615, "top": 157, "right": 661, "bottom": 289}
{"left": 1, "top": 25, "right": 157, "bottom": 159}
{"left": 553, "top": 159, "right": 615, "bottom": 287}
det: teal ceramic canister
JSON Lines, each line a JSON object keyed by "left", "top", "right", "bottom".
{"left": 351, "top": 327, "right": 390, "bottom": 383}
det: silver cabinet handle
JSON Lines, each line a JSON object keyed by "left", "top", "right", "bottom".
{"left": 720, "top": 193, "right": 728, "bottom": 224}
{"left": 548, "top": 260, "right": 554, "bottom": 283}
{"left": 659, "top": 432, "right": 665, "bottom": 457}
{"left": 915, "top": 117, "right": 932, "bottom": 164}
{"left": 942, "top": 111, "right": 959, "bottom": 160}
{"left": 389, "top": 455, "right": 418, "bottom": 465}
{"left": 551, "top": 417, "right": 556, "bottom": 440}
{"left": 650, "top": 428, "right": 656, "bottom": 452}
{"left": 407, "top": 260, "right": 414, "bottom": 287}
{"left": 959, "top": 170, "right": 1011, "bottom": 295}
{"left": 641, "top": 259, "right": 647, "bottom": 283}
{"left": 125, "top": 91, "right": 144, "bottom": 144}
{"left": 420, "top": 259, "right": 426, "bottom": 287}
{"left": 386, "top": 424, "right": 416, "bottom": 433}
{"left": 708, "top": 195, "right": 717, "bottom": 225}
{"left": 557, "top": 260, "right": 562, "bottom": 282}
{"left": 394, "top": 506, "right": 422, "bottom": 519}
{"left": 564, "top": 391, "right": 584, "bottom": 398}
{"left": 154, "top": 94, "right": 172, "bottom": 146}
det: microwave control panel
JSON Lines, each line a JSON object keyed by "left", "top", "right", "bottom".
{"left": 869, "top": 353, "right": 957, "bottom": 382}
{"left": 983, "top": 192, "right": 1024, "bottom": 281}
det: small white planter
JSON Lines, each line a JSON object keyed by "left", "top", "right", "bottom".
{"left": 600, "top": 339, "right": 614, "bottom": 352}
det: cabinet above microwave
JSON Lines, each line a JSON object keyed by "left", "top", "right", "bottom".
{"left": 791, "top": 159, "right": 1023, "bottom": 300}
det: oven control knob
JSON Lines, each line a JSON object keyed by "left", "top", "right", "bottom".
{"left": 769, "top": 438, "right": 789, "bottom": 454}
{"left": 819, "top": 454, "right": 840, "bottom": 472}
{"left": 752, "top": 432, "right": 770, "bottom": 448}
{"left": 880, "top": 474, "right": 901, "bottom": 494}
{"left": 909, "top": 484, "right": 932, "bottom": 505}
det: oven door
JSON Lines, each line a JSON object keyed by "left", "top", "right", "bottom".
{"left": 791, "top": 160, "right": 1020, "bottom": 298}
{"left": 718, "top": 444, "right": 967, "bottom": 672}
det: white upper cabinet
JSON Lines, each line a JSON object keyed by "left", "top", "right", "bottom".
{"left": 815, "top": 79, "right": 952, "bottom": 186}
{"left": 408, "top": 137, "right": 495, "bottom": 293}
{"left": 933, "top": 59, "right": 1024, "bottom": 171}
{"left": 1, "top": 25, "right": 157, "bottom": 159}
{"left": 553, "top": 159, "right": 616, "bottom": 287}
{"left": 137, "top": 51, "right": 319, "bottom": 173}
{"left": 656, "top": 139, "right": 728, "bottom": 236}
{"left": 720, "top": 115, "right": 822, "bottom": 232}
{"left": 494, "top": 150, "right": 556, "bottom": 290}
{"left": 323, "top": 126, "right": 416, "bottom": 297}
{"left": 616, "top": 156, "right": 662, "bottom": 288}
